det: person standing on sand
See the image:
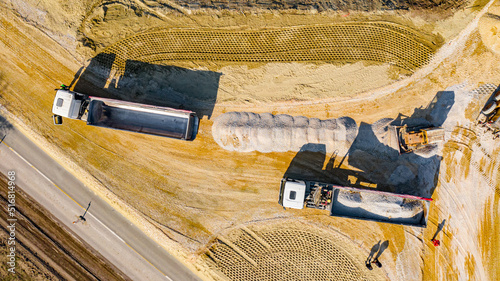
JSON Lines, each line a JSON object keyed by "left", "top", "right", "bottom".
{"left": 365, "top": 260, "right": 373, "bottom": 270}
{"left": 365, "top": 241, "right": 380, "bottom": 270}
{"left": 372, "top": 258, "right": 382, "bottom": 268}
{"left": 366, "top": 240, "right": 388, "bottom": 270}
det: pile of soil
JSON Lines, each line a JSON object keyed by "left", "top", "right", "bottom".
{"left": 212, "top": 112, "right": 358, "bottom": 154}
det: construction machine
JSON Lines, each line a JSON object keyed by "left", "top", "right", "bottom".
{"left": 395, "top": 125, "right": 445, "bottom": 153}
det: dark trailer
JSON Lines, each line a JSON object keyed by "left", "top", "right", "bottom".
{"left": 86, "top": 97, "right": 198, "bottom": 140}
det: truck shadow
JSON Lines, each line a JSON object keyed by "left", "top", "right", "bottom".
{"left": 284, "top": 143, "right": 392, "bottom": 192}
{"left": 346, "top": 121, "right": 442, "bottom": 197}
{"left": 70, "top": 53, "right": 222, "bottom": 119}
{"left": 392, "top": 90, "right": 455, "bottom": 127}
{"left": 0, "top": 114, "right": 14, "bottom": 136}
{"left": 284, "top": 90, "right": 455, "bottom": 198}
{"left": 285, "top": 139, "right": 441, "bottom": 198}
{"left": 346, "top": 90, "right": 454, "bottom": 197}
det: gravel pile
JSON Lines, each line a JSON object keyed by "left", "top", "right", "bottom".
{"left": 337, "top": 190, "right": 424, "bottom": 219}
{"left": 212, "top": 112, "right": 358, "bottom": 154}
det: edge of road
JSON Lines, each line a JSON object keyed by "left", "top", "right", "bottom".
{"left": 0, "top": 107, "right": 203, "bottom": 281}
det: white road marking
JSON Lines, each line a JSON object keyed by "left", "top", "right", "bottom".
{"left": 87, "top": 212, "right": 125, "bottom": 243}
{"left": 2, "top": 139, "right": 178, "bottom": 281}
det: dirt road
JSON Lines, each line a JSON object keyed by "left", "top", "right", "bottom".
{"left": 0, "top": 119, "right": 200, "bottom": 281}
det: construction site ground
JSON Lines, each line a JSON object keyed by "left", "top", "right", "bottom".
{"left": 0, "top": 0, "right": 499, "bottom": 280}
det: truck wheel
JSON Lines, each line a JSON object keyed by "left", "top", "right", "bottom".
{"left": 482, "top": 101, "right": 498, "bottom": 115}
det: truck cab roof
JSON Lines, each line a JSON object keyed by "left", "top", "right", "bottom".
{"left": 279, "top": 180, "right": 307, "bottom": 209}
{"left": 52, "top": 90, "right": 82, "bottom": 119}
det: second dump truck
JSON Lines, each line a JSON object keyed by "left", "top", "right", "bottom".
{"left": 52, "top": 89, "right": 198, "bottom": 140}
{"left": 279, "top": 178, "right": 432, "bottom": 227}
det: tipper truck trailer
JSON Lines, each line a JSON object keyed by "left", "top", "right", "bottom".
{"left": 279, "top": 178, "right": 432, "bottom": 227}
{"left": 52, "top": 89, "right": 198, "bottom": 140}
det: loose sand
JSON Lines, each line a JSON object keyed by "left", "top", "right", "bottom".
{"left": 479, "top": 1, "right": 500, "bottom": 55}
{"left": 1, "top": 0, "right": 500, "bottom": 280}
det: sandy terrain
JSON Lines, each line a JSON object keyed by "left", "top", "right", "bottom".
{"left": 0, "top": 0, "right": 499, "bottom": 280}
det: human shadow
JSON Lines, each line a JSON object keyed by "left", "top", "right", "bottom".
{"left": 374, "top": 240, "right": 389, "bottom": 260}
{"left": 432, "top": 219, "right": 446, "bottom": 241}
{"left": 366, "top": 241, "right": 380, "bottom": 264}
{"left": 71, "top": 53, "right": 222, "bottom": 119}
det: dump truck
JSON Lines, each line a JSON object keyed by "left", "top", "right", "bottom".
{"left": 52, "top": 89, "right": 198, "bottom": 140}
{"left": 393, "top": 125, "right": 445, "bottom": 154}
{"left": 279, "top": 178, "right": 432, "bottom": 227}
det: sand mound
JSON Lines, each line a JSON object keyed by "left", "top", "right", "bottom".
{"left": 212, "top": 112, "right": 358, "bottom": 154}
{"left": 337, "top": 191, "right": 424, "bottom": 219}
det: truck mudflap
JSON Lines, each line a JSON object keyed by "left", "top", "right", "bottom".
{"left": 330, "top": 185, "right": 432, "bottom": 227}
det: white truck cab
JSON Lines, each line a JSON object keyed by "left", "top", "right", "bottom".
{"left": 52, "top": 90, "right": 83, "bottom": 119}
{"left": 279, "top": 179, "right": 307, "bottom": 209}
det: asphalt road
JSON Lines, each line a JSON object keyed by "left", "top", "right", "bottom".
{"left": 0, "top": 116, "right": 201, "bottom": 281}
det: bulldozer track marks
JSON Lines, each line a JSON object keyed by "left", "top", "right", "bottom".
{"left": 205, "top": 224, "right": 376, "bottom": 281}
{"left": 444, "top": 125, "right": 500, "bottom": 195}
{"left": 99, "top": 22, "right": 439, "bottom": 75}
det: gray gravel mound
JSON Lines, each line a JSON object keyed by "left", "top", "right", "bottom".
{"left": 212, "top": 112, "right": 358, "bottom": 153}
